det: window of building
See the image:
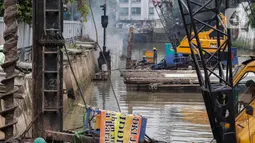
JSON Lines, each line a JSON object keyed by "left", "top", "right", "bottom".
{"left": 120, "top": 8, "right": 129, "bottom": 16}
{"left": 149, "top": 7, "right": 154, "bottom": 15}
{"left": 131, "top": 7, "right": 141, "bottom": 15}
{"left": 120, "top": 0, "right": 129, "bottom": 3}
{"left": 131, "top": 0, "right": 141, "bottom": 2}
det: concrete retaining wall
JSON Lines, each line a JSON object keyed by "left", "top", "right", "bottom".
{"left": 0, "top": 42, "right": 98, "bottom": 139}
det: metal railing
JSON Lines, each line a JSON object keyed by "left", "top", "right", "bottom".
{"left": 17, "top": 46, "right": 32, "bottom": 62}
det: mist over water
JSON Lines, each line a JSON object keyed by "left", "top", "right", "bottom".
{"left": 83, "top": 1, "right": 126, "bottom": 69}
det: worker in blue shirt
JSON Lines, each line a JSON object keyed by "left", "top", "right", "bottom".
{"left": 142, "top": 55, "right": 147, "bottom": 64}
{"left": 153, "top": 47, "right": 157, "bottom": 64}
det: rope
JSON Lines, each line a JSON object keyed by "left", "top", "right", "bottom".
{"left": 89, "top": 0, "right": 98, "bottom": 43}
{"left": 87, "top": 1, "right": 156, "bottom": 142}
{"left": 63, "top": 44, "right": 88, "bottom": 110}
{"left": 210, "top": 138, "right": 215, "bottom": 143}
{"left": 19, "top": 111, "right": 42, "bottom": 140}
{"left": 88, "top": 0, "right": 121, "bottom": 112}
{"left": 96, "top": 44, "right": 122, "bottom": 112}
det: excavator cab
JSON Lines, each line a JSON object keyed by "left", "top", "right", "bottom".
{"left": 230, "top": 56, "right": 255, "bottom": 142}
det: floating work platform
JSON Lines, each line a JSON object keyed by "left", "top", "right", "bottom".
{"left": 123, "top": 69, "right": 255, "bottom": 91}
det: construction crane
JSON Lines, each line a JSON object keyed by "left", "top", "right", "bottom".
{"left": 178, "top": 0, "right": 255, "bottom": 143}
{"left": 153, "top": 0, "right": 181, "bottom": 49}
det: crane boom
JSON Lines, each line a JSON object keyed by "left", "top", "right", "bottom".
{"left": 153, "top": 0, "right": 180, "bottom": 48}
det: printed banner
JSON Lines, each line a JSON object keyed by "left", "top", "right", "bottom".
{"left": 90, "top": 109, "right": 146, "bottom": 143}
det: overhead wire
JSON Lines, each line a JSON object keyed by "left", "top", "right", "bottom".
{"left": 63, "top": 42, "right": 98, "bottom": 141}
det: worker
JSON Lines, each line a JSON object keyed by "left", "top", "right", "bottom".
{"left": 153, "top": 47, "right": 157, "bottom": 64}
{"left": 34, "top": 137, "right": 46, "bottom": 143}
{"left": 142, "top": 55, "right": 147, "bottom": 64}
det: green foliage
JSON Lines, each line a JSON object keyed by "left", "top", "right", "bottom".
{"left": 0, "top": 0, "right": 89, "bottom": 24}
{"left": 0, "top": 0, "right": 32, "bottom": 24}
{"left": 65, "top": 0, "right": 89, "bottom": 22}
{"left": 77, "top": 0, "right": 89, "bottom": 22}
{"left": 18, "top": 0, "right": 33, "bottom": 25}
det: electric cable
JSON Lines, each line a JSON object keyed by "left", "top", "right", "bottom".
{"left": 63, "top": 44, "right": 88, "bottom": 110}
{"left": 64, "top": 43, "right": 97, "bottom": 141}
{"left": 89, "top": 0, "right": 98, "bottom": 43}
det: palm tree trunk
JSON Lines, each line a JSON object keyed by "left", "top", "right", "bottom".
{"left": 1, "top": 0, "right": 19, "bottom": 141}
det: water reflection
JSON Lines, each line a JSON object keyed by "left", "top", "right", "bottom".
{"left": 64, "top": 72, "right": 213, "bottom": 143}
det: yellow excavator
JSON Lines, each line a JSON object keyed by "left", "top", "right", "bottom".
{"left": 176, "top": 13, "right": 227, "bottom": 55}
{"left": 234, "top": 57, "right": 255, "bottom": 142}
{"left": 177, "top": 0, "right": 255, "bottom": 142}
{"left": 181, "top": 57, "right": 255, "bottom": 142}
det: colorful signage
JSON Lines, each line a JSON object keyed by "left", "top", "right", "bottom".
{"left": 85, "top": 108, "right": 147, "bottom": 143}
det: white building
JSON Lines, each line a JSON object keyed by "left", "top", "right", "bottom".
{"left": 116, "top": 0, "right": 159, "bottom": 21}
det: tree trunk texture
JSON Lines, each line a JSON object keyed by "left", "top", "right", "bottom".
{"left": 1, "top": 0, "right": 19, "bottom": 142}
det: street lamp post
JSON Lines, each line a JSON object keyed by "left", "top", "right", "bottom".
{"left": 100, "top": 4, "right": 108, "bottom": 53}
{"left": 98, "top": 2, "right": 111, "bottom": 73}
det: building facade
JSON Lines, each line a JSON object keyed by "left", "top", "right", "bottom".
{"left": 117, "top": 0, "right": 159, "bottom": 21}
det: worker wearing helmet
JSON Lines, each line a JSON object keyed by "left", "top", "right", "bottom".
{"left": 153, "top": 47, "right": 157, "bottom": 64}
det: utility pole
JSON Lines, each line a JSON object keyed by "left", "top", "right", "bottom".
{"left": 101, "top": 2, "right": 108, "bottom": 53}
{"left": 126, "top": 27, "right": 134, "bottom": 69}
{"left": 0, "top": 0, "right": 19, "bottom": 142}
{"left": 98, "top": 1, "right": 111, "bottom": 71}
{"left": 32, "top": 0, "right": 64, "bottom": 139}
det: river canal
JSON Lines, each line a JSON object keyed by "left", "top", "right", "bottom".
{"left": 64, "top": 71, "right": 213, "bottom": 143}
{"left": 63, "top": 41, "right": 255, "bottom": 142}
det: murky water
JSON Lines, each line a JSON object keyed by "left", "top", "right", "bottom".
{"left": 64, "top": 72, "right": 213, "bottom": 143}
{"left": 63, "top": 43, "right": 255, "bottom": 143}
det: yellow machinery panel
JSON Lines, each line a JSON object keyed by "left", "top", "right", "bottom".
{"left": 145, "top": 51, "right": 154, "bottom": 63}
{"left": 176, "top": 13, "right": 227, "bottom": 55}
{"left": 180, "top": 58, "right": 255, "bottom": 143}
{"left": 176, "top": 37, "right": 227, "bottom": 55}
